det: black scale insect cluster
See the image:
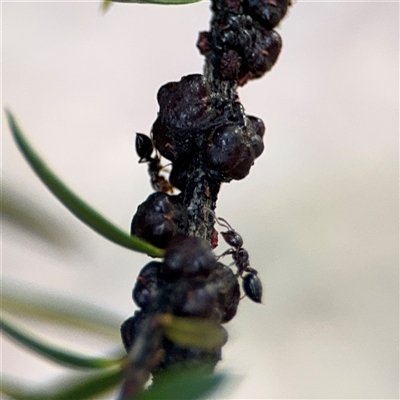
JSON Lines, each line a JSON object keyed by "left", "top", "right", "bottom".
{"left": 152, "top": 74, "right": 266, "bottom": 186}
{"left": 198, "top": 0, "right": 290, "bottom": 86}
{"left": 121, "top": 235, "right": 241, "bottom": 370}
{"left": 120, "top": 0, "right": 290, "bottom": 395}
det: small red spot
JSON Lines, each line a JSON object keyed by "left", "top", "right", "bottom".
{"left": 211, "top": 229, "right": 219, "bottom": 249}
{"left": 197, "top": 31, "right": 210, "bottom": 55}
{"left": 237, "top": 71, "right": 252, "bottom": 87}
{"left": 225, "top": 0, "right": 241, "bottom": 10}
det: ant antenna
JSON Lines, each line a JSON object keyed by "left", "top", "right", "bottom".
{"left": 161, "top": 162, "right": 172, "bottom": 170}
{"left": 204, "top": 208, "right": 235, "bottom": 231}
{"left": 216, "top": 216, "right": 235, "bottom": 232}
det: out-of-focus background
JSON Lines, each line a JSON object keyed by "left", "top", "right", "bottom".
{"left": 2, "top": 1, "right": 398, "bottom": 398}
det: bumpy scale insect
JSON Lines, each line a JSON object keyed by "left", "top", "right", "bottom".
{"left": 211, "top": 211, "right": 263, "bottom": 303}
{"left": 135, "top": 133, "right": 174, "bottom": 193}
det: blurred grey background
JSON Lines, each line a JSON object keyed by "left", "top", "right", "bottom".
{"left": 2, "top": 1, "right": 398, "bottom": 398}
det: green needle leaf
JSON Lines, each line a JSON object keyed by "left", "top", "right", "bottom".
{"left": 138, "top": 364, "right": 226, "bottom": 400}
{"left": 1, "top": 368, "right": 123, "bottom": 400}
{"left": 2, "top": 183, "right": 77, "bottom": 251}
{"left": 2, "top": 285, "right": 122, "bottom": 340}
{"left": 5, "top": 109, "right": 164, "bottom": 258}
{"left": 0, "top": 314, "right": 124, "bottom": 369}
{"left": 102, "top": 0, "right": 202, "bottom": 12}
{"left": 48, "top": 369, "right": 123, "bottom": 400}
{"left": 160, "top": 315, "right": 228, "bottom": 350}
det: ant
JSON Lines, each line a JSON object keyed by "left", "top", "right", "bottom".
{"left": 208, "top": 209, "right": 263, "bottom": 303}
{"left": 135, "top": 133, "right": 174, "bottom": 193}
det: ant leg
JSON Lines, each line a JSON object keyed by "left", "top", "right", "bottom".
{"left": 246, "top": 267, "right": 258, "bottom": 275}
{"left": 160, "top": 162, "right": 172, "bottom": 170}
{"left": 217, "top": 248, "right": 234, "bottom": 260}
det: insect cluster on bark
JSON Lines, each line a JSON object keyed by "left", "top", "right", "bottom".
{"left": 120, "top": 0, "right": 291, "bottom": 396}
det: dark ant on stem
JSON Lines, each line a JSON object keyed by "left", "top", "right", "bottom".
{"left": 208, "top": 210, "right": 263, "bottom": 303}
{"left": 135, "top": 133, "right": 174, "bottom": 193}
